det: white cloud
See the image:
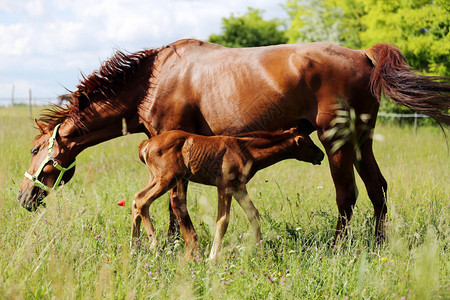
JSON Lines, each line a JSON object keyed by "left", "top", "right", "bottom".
{"left": 0, "top": 0, "right": 286, "bottom": 99}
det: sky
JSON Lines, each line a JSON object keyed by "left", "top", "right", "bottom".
{"left": 0, "top": 0, "right": 287, "bottom": 103}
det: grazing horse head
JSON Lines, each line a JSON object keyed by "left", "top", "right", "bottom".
{"left": 17, "top": 48, "right": 160, "bottom": 211}
{"left": 293, "top": 132, "right": 325, "bottom": 166}
{"left": 17, "top": 119, "right": 76, "bottom": 211}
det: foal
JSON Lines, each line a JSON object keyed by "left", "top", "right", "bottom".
{"left": 132, "top": 128, "right": 324, "bottom": 260}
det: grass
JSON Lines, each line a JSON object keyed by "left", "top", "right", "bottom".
{"left": 0, "top": 106, "right": 448, "bottom": 299}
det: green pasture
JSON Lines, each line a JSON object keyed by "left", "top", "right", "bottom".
{"left": 0, "top": 106, "right": 448, "bottom": 299}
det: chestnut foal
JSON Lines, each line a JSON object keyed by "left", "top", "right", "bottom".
{"left": 132, "top": 128, "right": 324, "bottom": 260}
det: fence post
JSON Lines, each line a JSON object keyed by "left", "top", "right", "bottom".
{"left": 414, "top": 112, "right": 418, "bottom": 136}
{"left": 11, "top": 85, "right": 15, "bottom": 105}
{"left": 29, "top": 89, "right": 32, "bottom": 117}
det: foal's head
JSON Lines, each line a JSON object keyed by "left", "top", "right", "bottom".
{"left": 17, "top": 120, "right": 76, "bottom": 211}
{"left": 292, "top": 133, "right": 325, "bottom": 165}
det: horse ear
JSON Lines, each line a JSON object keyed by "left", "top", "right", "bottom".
{"left": 34, "top": 119, "right": 50, "bottom": 133}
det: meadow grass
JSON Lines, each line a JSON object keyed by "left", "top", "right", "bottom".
{"left": 0, "top": 106, "right": 448, "bottom": 299}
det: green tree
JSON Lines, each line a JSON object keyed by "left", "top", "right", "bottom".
{"left": 208, "top": 8, "right": 288, "bottom": 47}
{"left": 357, "top": 0, "right": 450, "bottom": 76}
{"left": 285, "top": 0, "right": 450, "bottom": 76}
{"left": 283, "top": 0, "right": 345, "bottom": 44}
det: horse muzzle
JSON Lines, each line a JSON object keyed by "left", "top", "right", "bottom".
{"left": 17, "top": 187, "right": 46, "bottom": 212}
{"left": 313, "top": 151, "right": 325, "bottom": 165}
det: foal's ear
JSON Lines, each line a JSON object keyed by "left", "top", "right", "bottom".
{"left": 34, "top": 119, "right": 50, "bottom": 134}
{"left": 294, "top": 135, "right": 304, "bottom": 146}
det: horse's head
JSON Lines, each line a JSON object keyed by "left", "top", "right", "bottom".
{"left": 17, "top": 120, "right": 76, "bottom": 211}
{"left": 293, "top": 133, "right": 325, "bottom": 165}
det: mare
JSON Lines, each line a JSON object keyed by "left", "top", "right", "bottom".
{"left": 134, "top": 128, "right": 324, "bottom": 259}
{"left": 18, "top": 39, "right": 450, "bottom": 256}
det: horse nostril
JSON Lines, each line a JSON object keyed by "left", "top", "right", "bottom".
{"left": 17, "top": 190, "right": 23, "bottom": 201}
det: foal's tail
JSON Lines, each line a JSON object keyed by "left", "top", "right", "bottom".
{"left": 366, "top": 43, "right": 450, "bottom": 126}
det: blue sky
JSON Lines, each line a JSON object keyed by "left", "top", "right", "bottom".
{"left": 0, "top": 0, "right": 286, "bottom": 101}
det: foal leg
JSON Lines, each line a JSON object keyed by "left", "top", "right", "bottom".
{"left": 355, "top": 135, "right": 387, "bottom": 242}
{"left": 169, "top": 179, "right": 198, "bottom": 258}
{"left": 232, "top": 185, "right": 261, "bottom": 244}
{"left": 134, "top": 177, "right": 177, "bottom": 245}
{"left": 210, "top": 185, "right": 232, "bottom": 261}
{"left": 319, "top": 132, "right": 358, "bottom": 245}
{"left": 131, "top": 200, "right": 142, "bottom": 242}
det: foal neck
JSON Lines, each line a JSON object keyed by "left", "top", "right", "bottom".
{"left": 244, "top": 133, "right": 296, "bottom": 172}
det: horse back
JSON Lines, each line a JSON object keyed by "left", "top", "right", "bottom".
{"left": 145, "top": 40, "right": 377, "bottom": 135}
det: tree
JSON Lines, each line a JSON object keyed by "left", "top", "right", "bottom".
{"left": 208, "top": 8, "right": 288, "bottom": 47}
{"left": 283, "top": 0, "right": 345, "bottom": 45}
{"left": 284, "top": 0, "right": 450, "bottom": 76}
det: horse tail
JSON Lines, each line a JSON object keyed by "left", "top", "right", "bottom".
{"left": 366, "top": 43, "right": 450, "bottom": 126}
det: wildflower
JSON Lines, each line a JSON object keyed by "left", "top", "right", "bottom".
{"left": 254, "top": 275, "right": 258, "bottom": 279}
{"left": 106, "top": 257, "right": 110, "bottom": 262}
{"left": 319, "top": 256, "right": 322, "bottom": 261}
{"left": 269, "top": 265, "right": 273, "bottom": 269}
{"left": 390, "top": 259, "right": 395, "bottom": 263}
{"left": 278, "top": 272, "right": 282, "bottom": 277}
{"left": 356, "top": 248, "right": 360, "bottom": 253}
{"left": 117, "top": 199, "right": 125, "bottom": 206}
{"left": 134, "top": 238, "right": 140, "bottom": 243}
{"left": 380, "top": 257, "right": 388, "bottom": 262}
{"left": 277, "top": 235, "right": 281, "bottom": 239}
{"left": 238, "top": 269, "right": 243, "bottom": 274}
{"left": 147, "top": 271, "right": 152, "bottom": 276}
{"left": 400, "top": 297, "right": 406, "bottom": 300}
{"left": 363, "top": 245, "right": 367, "bottom": 249}
{"left": 286, "top": 270, "right": 289, "bottom": 274}
{"left": 144, "top": 263, "right": 149, "bottom": 268}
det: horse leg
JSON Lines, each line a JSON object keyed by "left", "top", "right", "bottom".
{"left": 167, "top": 193, "right": 180, "bottom": 239}
{"left": 209, "top": 184, "right": 232, "bottom": 261}
{"left": 354, "top": 135, "right": 387, "bottom": 242}
{"left": 319, "top": 132, "right": 358, "bottom": 245}
{"left": 134, "top": 177, "right": 176, "bottom": 246}
{"left": 131, "top": 199, "right": 142, "bottom": 242}
{"left": 169, "top": 179, "right": 198, "bottom": 258}
{"left": 232, "top": 185, "right": 261, "bottom": 244}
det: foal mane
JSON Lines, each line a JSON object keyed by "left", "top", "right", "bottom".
{"left": 38, "top": 47, "right": 161, "bottom": 131}
{"left": 234, "top": 128, "right": 298, "bottom": 139}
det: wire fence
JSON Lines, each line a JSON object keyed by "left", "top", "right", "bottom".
{"left": 1, "top": 97, "right": 430, "bottom": 135}
{"left": 0, "top": 97, "right": 61, "bottom": 107}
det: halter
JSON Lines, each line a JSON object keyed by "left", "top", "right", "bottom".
{"left": 24, "top": 124, "right": 76, "bottom": 192}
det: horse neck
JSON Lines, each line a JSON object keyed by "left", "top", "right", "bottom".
{"left": 245, "top": 134, "right": 296, "bottom": 172}
{"left": 60, "top": 96, "right": 142, "bottom": 155}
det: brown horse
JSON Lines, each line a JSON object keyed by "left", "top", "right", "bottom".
{"left": 134, "top": 128, "right": 324, "bottom": 259}
{"left": 18, "top": 39, "right": 449, "bottom": 254}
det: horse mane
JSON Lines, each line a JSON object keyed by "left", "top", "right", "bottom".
{"left": 38, "top": 47, "right": 162, "bottom": 131}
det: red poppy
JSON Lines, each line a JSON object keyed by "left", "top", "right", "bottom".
{"left": 117, "top": 199, "right": 125, "bottom": 206}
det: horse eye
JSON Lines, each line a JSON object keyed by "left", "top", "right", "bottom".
{"left": 31, "top": 148, "right": 39, "bottom": 155}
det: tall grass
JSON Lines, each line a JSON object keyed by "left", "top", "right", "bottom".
{"left": 0, "top": 106, "right": 448, "bottom": 299}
